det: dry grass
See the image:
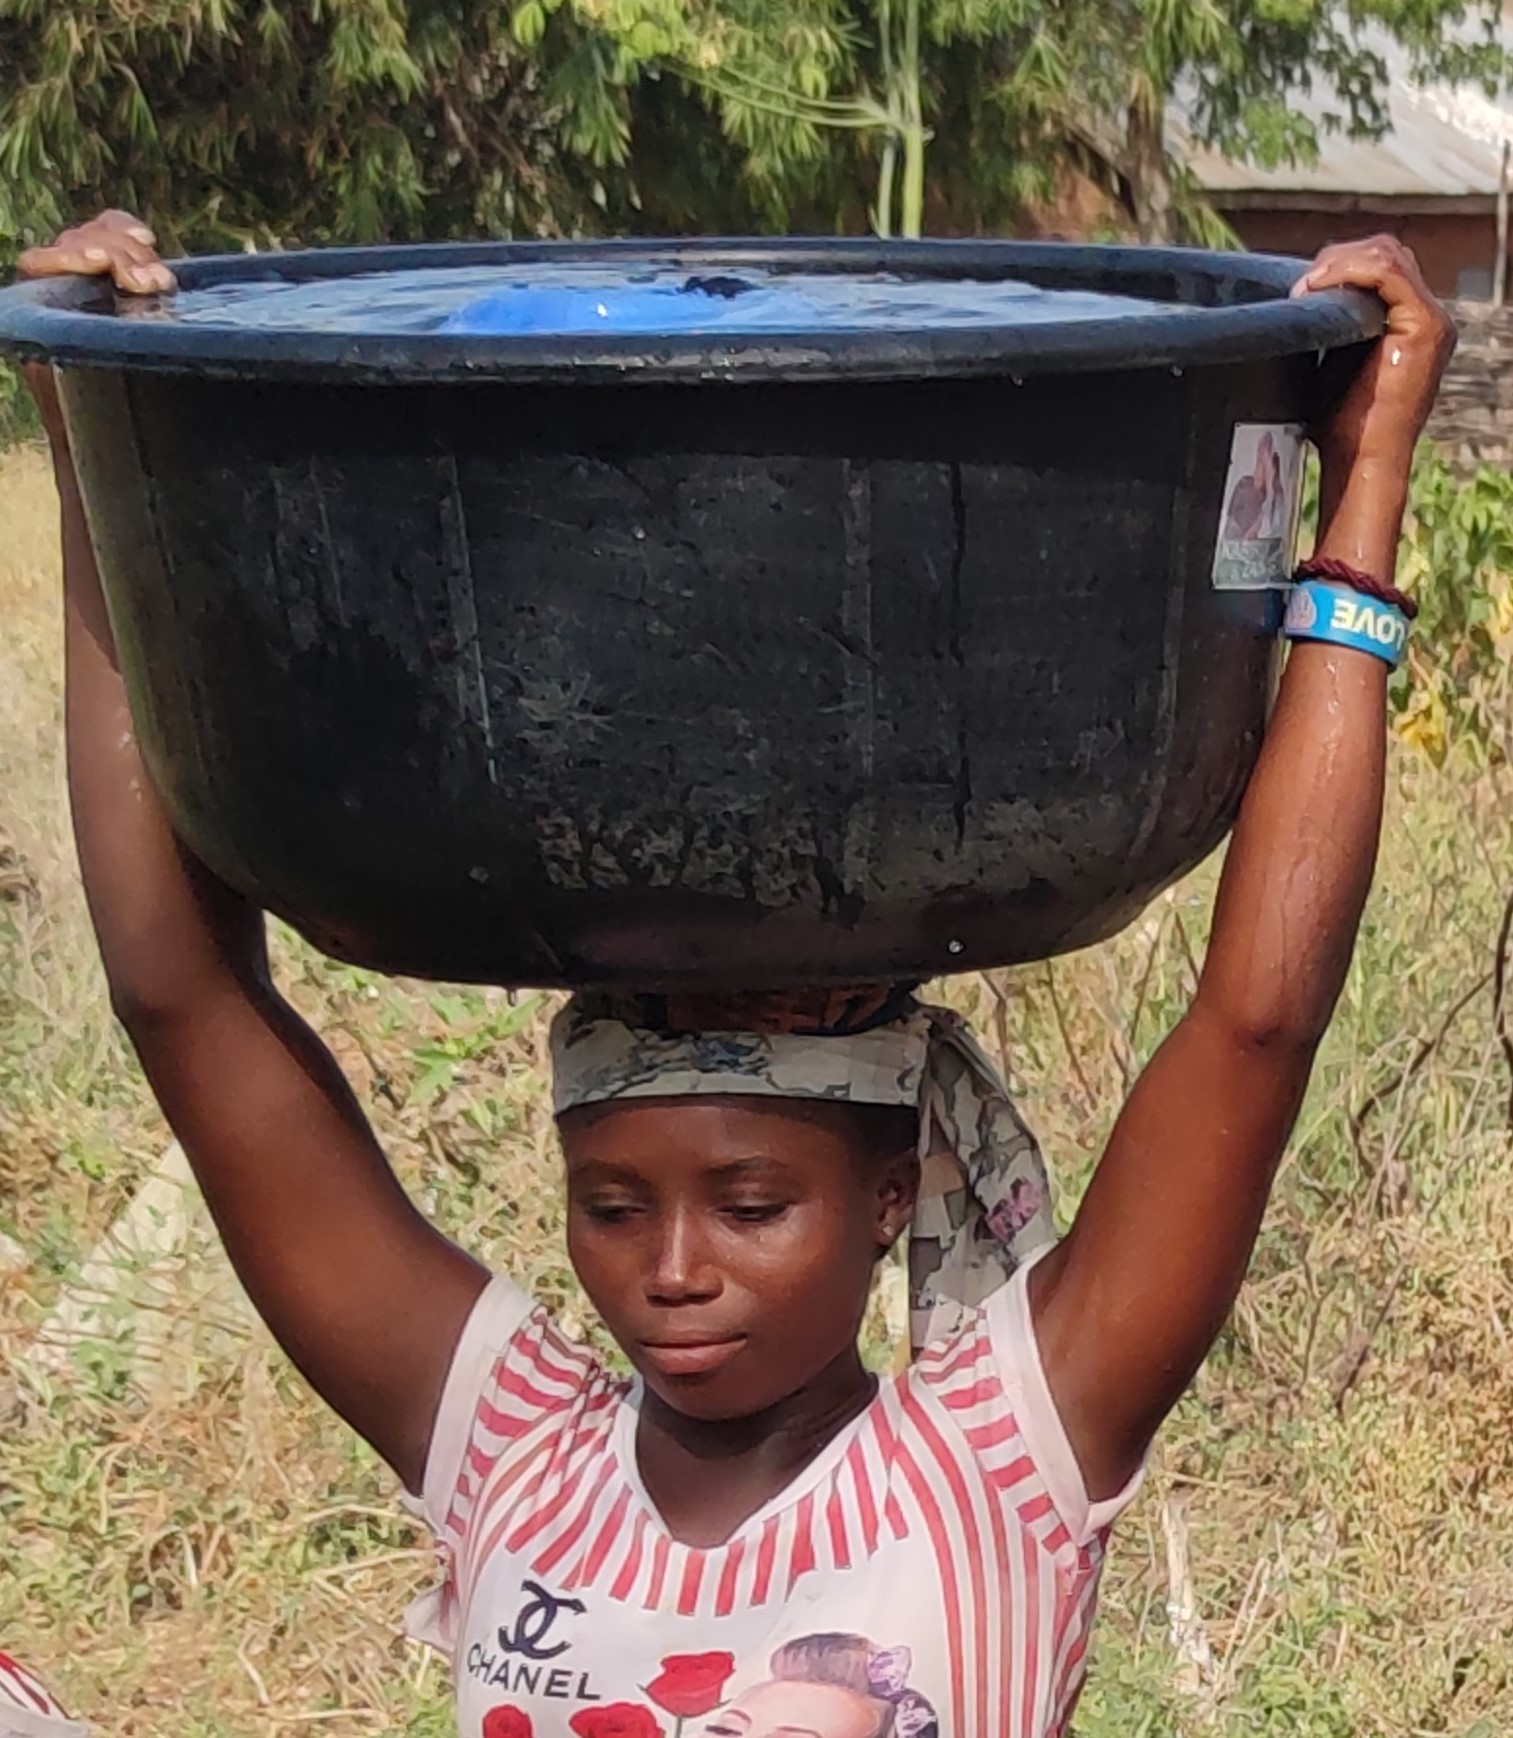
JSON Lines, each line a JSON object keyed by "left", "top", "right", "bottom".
{"left": 3, "top": 442, "right": 1513, "bottom": 1735}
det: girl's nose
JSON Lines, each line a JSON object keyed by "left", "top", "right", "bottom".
{"left": 645, "top": 1207, "right": 721, "bottom": 1304}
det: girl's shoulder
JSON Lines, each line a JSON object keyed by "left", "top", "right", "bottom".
{"left": 416, "top": 1276, "right": 626, "bottom": 1533}
{"left": 907, "top": 1256, "right": 1145, "bottom": 1551}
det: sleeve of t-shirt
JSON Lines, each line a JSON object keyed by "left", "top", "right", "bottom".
{"left": 417, "top": 1273, "right": 539, "bottom": 1536}
{"left": 982, "top": 1251, "right": 1146, "bottom": 1550}
{"left": 405, "top": 1274, "right": 607, "bottom": 1654}
{"left": 0, "top": 1650, "right": 88, "bottom": 1738}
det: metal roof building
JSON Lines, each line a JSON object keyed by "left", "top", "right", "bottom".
{"left": 1174, "top": 31, "right": 1513, "bottom": 297}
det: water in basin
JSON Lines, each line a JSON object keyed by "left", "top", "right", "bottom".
{"left": 147, "top": 261, "right": 1188, "bottom": 337}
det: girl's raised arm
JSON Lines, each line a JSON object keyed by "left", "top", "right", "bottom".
{"left": 21, "top": 213, "right": 490, "bottom": 1494}
{"left": 1030, "top": 237, "right": 1457, "bottom": 1503}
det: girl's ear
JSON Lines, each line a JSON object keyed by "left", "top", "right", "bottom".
{"left": 874, "top": 1151, "right": 920, "bottom": 1250}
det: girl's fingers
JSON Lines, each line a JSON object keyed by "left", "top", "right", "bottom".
{"left": 121, "top": 263, "right": 176, "bottom": 294}
{"left": 17, "top": 244, "right": 108, "bottom": 278}
{"left": 1291, "top": 237, "right": 1426, "bottom": 309}
{"left": 111, "top": 239, "right": 175, "bottom": 293}
{"left": 18, "top": 212, "right": 172, "bottom": 294}
{"left": 76, "top": 228, "right": 167, "bottom": 292}
{"left": 17, "top": 237, "right": 173, "bottom": 294}
{"left": 99, "top": 207, "right": 149, "bottom": 232}
{"left": 1300, "top": 258, "right": 1415, "bottom": 306}
{"left": 95, "top": 228, "right": 174, "bottom": 293}
{"left": 1306, "top": 262, "right": 1453, "bottom": 359}
{"left": 123, "top": 239, "right": 175, "bottom": 293}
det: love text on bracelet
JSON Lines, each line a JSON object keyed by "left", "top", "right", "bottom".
{"left": 1283, "top": 580, "right": 1408, "bottom": 667}
{"left": 1293, "top": 555, "right": 1419, "bottom": 621}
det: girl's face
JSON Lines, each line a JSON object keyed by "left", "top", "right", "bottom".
{"left": 560, "top": 1096, "right": 916, "bottom": 1421}
{"left": 700, "top": 1678, "right": 887, "bottom": 1737}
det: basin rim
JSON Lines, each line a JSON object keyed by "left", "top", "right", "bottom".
{"left": 0, "top": 236, "right": 1381, "bottom": 386}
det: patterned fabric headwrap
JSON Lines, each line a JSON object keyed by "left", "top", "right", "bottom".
{"left": 550, "top": 985, "right": 1057, "bottom": 1354}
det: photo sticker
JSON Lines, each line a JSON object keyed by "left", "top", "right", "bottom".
{"left": 1212, "top": 422, "right": 1306, "bottom": 590}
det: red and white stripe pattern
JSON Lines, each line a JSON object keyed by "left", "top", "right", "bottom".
{"left": 905, "top": 1312, "right": 1113, "bottom": 1736}
{"left": 0, "top": 1652, "right": 75, "bottom": 1731}
{"left": 435, "top": 1297, "right": 1119, "bottom": 1738}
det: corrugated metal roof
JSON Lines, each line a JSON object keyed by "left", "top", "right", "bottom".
{"left": 1175, "top": 28, "right": 1513, "bottom": 200}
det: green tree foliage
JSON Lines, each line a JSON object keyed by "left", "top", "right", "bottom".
{"left": 3, "top": 0, "right": 1509, "bottom": 265}
{"left": 1393, "top": 453, "right": 1513, "bottom": 766}
{"left": 519, "top": 0, "right": 1080, "bottom": 237}
{"left": 0, "top": 0, "right": 646, "bottom": 259}
{"left": 0, "top": 0, "right": 771, "bottom": 435}
{"left": 532, "top": 0, "right": 1512, "bottom": 239}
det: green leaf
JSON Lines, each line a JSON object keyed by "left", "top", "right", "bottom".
{"left": 513, "top": 0, "right": 547, "bottom": 47}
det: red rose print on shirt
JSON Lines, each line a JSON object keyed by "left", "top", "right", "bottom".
{"left": 568, "top": 1705, "right": 664, "bottom": 1738}
{"left": 645, "top": 1652, "right": 737, "bottom": 1720}
{"left": 483, "top": 1708, "right": 534, "bottom": 1738}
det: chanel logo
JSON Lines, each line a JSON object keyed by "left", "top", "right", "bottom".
{"left": 496, "top": 1579, "right": 586, "bottom": 1661}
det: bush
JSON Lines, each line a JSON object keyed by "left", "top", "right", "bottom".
{"left": 1392, "top": 452, "right": 1513, "bottom": 767}
{"left": 0, "top": 360, "right": 36, "bottom": 446}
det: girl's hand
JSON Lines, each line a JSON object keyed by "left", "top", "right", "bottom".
{"left": 17, "top": 208, "right": 175, "bottom": 296}
{"left": 16, "top": 210, "right": 175, "bottom": 455}
{"left": 1292, "top": 235, "right": 1457, "bottom": 472}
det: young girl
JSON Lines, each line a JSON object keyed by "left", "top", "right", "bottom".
{"left": 14, "top": 213, "right": 1453, "bottom": 1737}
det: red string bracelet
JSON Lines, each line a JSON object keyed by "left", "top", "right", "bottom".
{"left": 1293, "top": 555, "right": 1419, "bottom": 622}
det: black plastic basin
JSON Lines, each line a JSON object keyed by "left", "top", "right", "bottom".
{"left": 0, "top": 239, "right": 1378, "bottom": 990}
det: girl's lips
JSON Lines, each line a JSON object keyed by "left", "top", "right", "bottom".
{"left": 640, "top": 1337, "right": 745, "bottom": 1378}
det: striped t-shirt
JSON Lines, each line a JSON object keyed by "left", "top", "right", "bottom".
{"left": 0, "top": 1652, "right": 85, "bottom": 1738}
{"left": 408, "top": 1254, "right": 1141, "bottom": 1738}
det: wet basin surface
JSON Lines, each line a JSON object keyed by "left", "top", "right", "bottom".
{"left": 0, "top": 240, "right": 1381, "bottom": 988}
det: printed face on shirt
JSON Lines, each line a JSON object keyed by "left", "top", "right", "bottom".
{"left": 559, "top": 1095, "right": 917, "bottom": 1420}
{"left": 699, "top": 1678, "right": 890, "bottom": 1738}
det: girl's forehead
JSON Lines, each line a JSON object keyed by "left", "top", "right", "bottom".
{"left": 558, "top": 1098, "right": 921, "bottom": 1191}
{"left": 560, "top": 1095, "right": 856, "bottom": 1139}
{"left": 557, "top": 1098, "right": 869, "bottom": 1180}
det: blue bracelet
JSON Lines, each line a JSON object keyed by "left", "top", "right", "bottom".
{"left": 1282, "top": 580, "right": 1408, "bottom": 668}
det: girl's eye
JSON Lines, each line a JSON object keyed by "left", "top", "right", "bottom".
{"left": 723, "top": 1202, "right": 788, "bottom": 1225}
{"left": 582, "top": 1201, "right": 641, "bottom": 1225}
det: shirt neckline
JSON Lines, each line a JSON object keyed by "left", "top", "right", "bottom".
{"left": 612, "top": 1370, "right": 892, "bottom": 1549}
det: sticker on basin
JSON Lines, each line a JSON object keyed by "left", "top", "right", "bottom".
{"left": 1212, "top": 422, "right": 1306, "bottom": 590}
